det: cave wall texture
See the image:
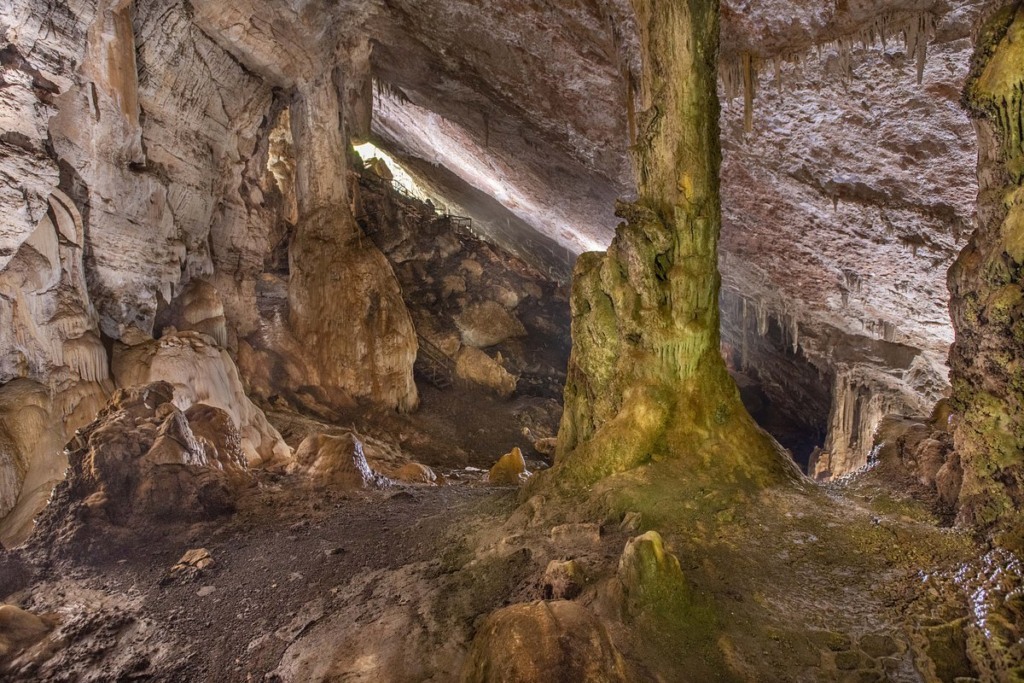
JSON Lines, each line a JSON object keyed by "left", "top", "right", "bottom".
{"left": 1, "top": 0, "right": 1022, "bottom": 542}
{"left": 952, "top": 2, "right": 1024, "bottom": 550}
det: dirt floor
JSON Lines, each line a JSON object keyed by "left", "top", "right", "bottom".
{"left": 0, "top": 394, "right": 1017, "bottom": 682}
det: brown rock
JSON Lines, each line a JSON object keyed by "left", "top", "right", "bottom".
{"left": 488, "top": 447, "right": 528, "bottom": 486}
{"left": 34, "top": 382, "right": 252, "bottom": 532}
{"left": 542, "top": 560, "right": 586, "bottom": 600}
{"left": 295, "top": 433, "right": 389, "bottom": 490}
{"left": 455, "top": 301, "right": 526, "bottom": 348}
{"left": 460, "top": 601, "right": 629, "bottom": 683}
{"left": 392, "top": 463, "right": 437, "bottom": 485}
{"left": 532, "top": 437, "right": 557, "bottom": 457}
{"left": 456, "top": 348, "right": 517, "bottom": 398}
{"left": 113, "top": 333, "right": 291, "bottom": 467}
{"left": 0, "top": 604, "right": 54, "bottom": 662}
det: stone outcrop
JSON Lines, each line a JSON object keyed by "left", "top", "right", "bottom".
{"left": 460, "top": 601, "right": 630, "bottom": 683}
{"left": 294, "top": 432, "right": 390, "bottom": 490}
{"left": 455, "top": 348, "right": 517, "bottom": 399}
{"left": 488, "top": 447, "right": 528, "bottom": 486}
{"left": 33, "top": 382, "right": 252, "bottom": 536}
{"left": 950, "top": 4, "right": 1024, "bottom": 549}
{"left": 113, "top": 333, "right": 290, "bottom": 467}
{"left": 0, "top": 604, "right": 54, "bottom": 664}
{"left": 0, "top": 381, "right": 71, "bottom": 547}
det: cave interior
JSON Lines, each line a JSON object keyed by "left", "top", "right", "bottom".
{"left": 1, "top": 0, "right": 1024, "bottom": 681}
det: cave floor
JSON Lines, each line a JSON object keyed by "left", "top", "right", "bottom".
{"left": 5, "top": 457, "right": 993, "bottom": 682}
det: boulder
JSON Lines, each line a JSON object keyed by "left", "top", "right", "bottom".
{"left": 542, "top": 560, "right": 586, "bottom": 600}
{"left": 455, "top": 301, "right": 526, "bottom": 348}
{"left": 391, "top": 463, "right": 437, "bottom": 485}
{"left": 34, "top": 382, "right": 253, "bottom": 532}
{"left": 488, "top": 447, "right": 528, "bottom": 486}
{"left": 0, "top": 604, "right": 54, "bottom": 662}
{"left": 295, "top": 433, "right": 389, "bottom": 490}
{"left": 113, "top": 332, "right": 291, "bottom": 466}
{"left": 456, "top": 347, "right": 517, "bottom": 398}
{"left": 460, "top": 601, "right": 629, "bottom": 683}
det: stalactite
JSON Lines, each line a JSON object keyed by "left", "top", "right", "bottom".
{"left": 742, "top": 52, "right": 755, "bottom": 133}
{"left": 719, "top": 10, "right": 937, "bottom": 129}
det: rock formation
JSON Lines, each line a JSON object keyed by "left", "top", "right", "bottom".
{"left": 951, "top": 4, "right": 1024, "bottom": 550}
{"left": 32, "top": 382, "right": 252, "bottom": 540}
{"left": 551, "top": 0, "right": 793, "bottom": 488}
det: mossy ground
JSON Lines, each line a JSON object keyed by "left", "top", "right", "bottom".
{"left": 510, "top": 450, "right": 993, "bottom": 682}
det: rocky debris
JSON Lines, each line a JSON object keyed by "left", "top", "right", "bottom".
{"left": 164, "top": 548, "right": 216, "bottom": 584}
{"left": 455, "top": 301, "right": 527, "bottom": 349}
{"left": 0, "top": 605, "right": 55, "bottom": 663}
{"left": 295, "top": 433, "right": 390, "bottom": 490}
{"left": 455, "top": 347, "right": 517, "bottom": 399}
{"left": 488, "top": 447, "right": 528, "bottom": 486}
{"left": 541, "top": 560, "right": 585, "bottom": 601}
{"left": 113, "top": 332, "right": 291, "bottom": 467}
{"left": 460, "top": 600, "right": 629, "bottom": 683}
{"left": 31, "top": 382, "right": 252, "bottom": 540}
{"left": 389, "top": 463, "right": 437, "bottom": 485}
{"left": 850, "top": 414, "right": 962, "bottom": 519}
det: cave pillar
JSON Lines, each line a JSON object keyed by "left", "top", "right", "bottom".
{"left": 551, "top": 0, "right": 793, "bottom": 486}
{"left": 950, "top": 4, "right": 1024, "bottom": 549}
{"left": 286, "top": 74, "right": 419, "bottom": 413}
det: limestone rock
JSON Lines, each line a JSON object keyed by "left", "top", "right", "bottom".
{"left": 391, "top": 463, "right": 437, "bottom": 485}
{"left": 542, "top": 560, "right": 586, "bottom": 601}
{"left": 617, "top": 531, "right": 687, "bottom": 617}
{"left": 0, "top": 381, "right": 69, "bottom": 547}
{"left": 532, "top": 438, "right": 557, "bottom": 457}
{"left": 0, "top": 604, "right": 54, "bottom": 663}
{"left": 287, "top": 77, "right": 419, "bottom": 414}
{"left": 460, "top": 601, "right": 629, "bottom": 683}
{"left": 167, "top": 548, "right": 216, "bottom": 584}
{"left": 295, "top": 433, "right": 389, "bottom": 490}
{"left": 455, "top": 301, "right": 526, "bottom": 349}
{"left": 113, "top": 333, "right": 290, "bottom": 467}
{"left": 156, "top": 280, "right": 230, "bottom": 350}
{"left": 456, "top": 348, "right": 517, "bottom": 398}
{"left": 34, "top": 382, "right": 251, "bottom": 534}
{"left": 488, "top": 447, "right": 528, "bottom": 486}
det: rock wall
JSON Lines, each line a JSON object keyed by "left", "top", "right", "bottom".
{"left": 0, "top": 0, "right": 425, "bottom": 534}
{"left": 951, "top": 3, "right": 1024, "bottom": 548}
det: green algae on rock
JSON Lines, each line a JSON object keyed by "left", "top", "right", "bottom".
{"left": 952, "top": 3, "right": 1024, "bottom": 551}
{"left": 546, "top": 0, "right": 797, "bottom": 492}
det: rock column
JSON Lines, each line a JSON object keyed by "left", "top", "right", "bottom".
{"left": 287, "top": 73, "right": 419, "bottom": 412}
{"left": 553, "top": 0, "right": 793, "bottom": 486}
